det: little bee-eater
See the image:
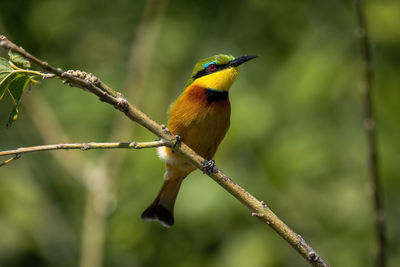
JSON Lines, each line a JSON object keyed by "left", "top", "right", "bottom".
{"left": 141, "top": 54, "right": 257, "bottom": 227}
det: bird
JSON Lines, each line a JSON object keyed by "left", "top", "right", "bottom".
{"left": 141, "top": 54, "right": 258, "bottom": 227}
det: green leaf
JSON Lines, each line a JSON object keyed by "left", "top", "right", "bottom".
{"left": 8, "top": 50, "right": 31, "bottom": 69}
{"left": 4, "top": 75, "right": 31, "bottom": 127}
{"left": 0, "top": 58, "right": 13, "bottom": 79}
{"left": 0, "top": 58, "right": 15, "bottom": 100}
{"left": 0, "top": 57, "right": 13, "bottom": 70}
{"left": 0, "top": 72, "right": 18, "bottom": 100}
{"left": 6, "top": 106, "right": 19, "bottom": 128}
{"left": 0, "top": 58, "right": 33, "bottom": 127}
{"left": 7, "top": 75, "right": 30, "bottom": 105}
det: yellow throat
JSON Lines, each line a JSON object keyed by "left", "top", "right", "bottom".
{"left": 191, "top": 67, "right": 239, "bottom": 91}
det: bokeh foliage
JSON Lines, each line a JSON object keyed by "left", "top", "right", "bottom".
{"left": 0, "top": 0, "right": 399, "bottom": 266}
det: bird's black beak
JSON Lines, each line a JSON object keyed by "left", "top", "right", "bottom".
{"left": 228, "top": 55, "right": 258, "bottom": 67}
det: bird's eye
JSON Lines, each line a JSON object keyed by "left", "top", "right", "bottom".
{"left": 208, "top": 64, "right": 216, "bottom": 71}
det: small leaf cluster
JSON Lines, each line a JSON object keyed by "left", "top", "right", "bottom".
{"left": 0, "top": 51, "right": 37, "bottom": 127}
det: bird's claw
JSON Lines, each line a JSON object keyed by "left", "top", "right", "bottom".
{"left": 174, "top": 135, "right": 182, "bottom": 148}
{"left": 201, "top": 159, "right": 217, "bottom": 174}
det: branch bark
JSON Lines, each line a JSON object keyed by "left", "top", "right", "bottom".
{"left": 0, "top": 140, "right": 167, "bottom": 157}
{"left": 354, "top": 1, "right": 386, "bottom": 267}
{"left": 0, "top": 35, "right": 330, "bottom": 267}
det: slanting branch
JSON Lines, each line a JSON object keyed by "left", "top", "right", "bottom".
{"left": 0, "top": 35, "right": 330, "bottom": 267}
{"left": 354, "top": 1, "right": 386, "bottom": 267}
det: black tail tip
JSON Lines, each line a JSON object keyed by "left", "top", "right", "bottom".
{"left": 141, "top": 204, "right": 174, "bottom": 227}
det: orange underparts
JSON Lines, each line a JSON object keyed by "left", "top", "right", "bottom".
{"left": 166, "top": 85, "right": 231, "bottom": 159}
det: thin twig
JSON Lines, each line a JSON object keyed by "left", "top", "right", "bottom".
{"left": 0, "top": 35, "right": 330, "bottom": 267}
{"left": 0, "top": 140, "right": 168, "bottom": 159}
{"left": 354, "top": 1, "right": 386, "bottom": 267}
{"left": 0, "top": 153, "right": 22, "bottom": 167}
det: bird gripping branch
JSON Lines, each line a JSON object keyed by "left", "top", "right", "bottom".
{"left": 141, "top": 54, "right": 258, "bottom": 227}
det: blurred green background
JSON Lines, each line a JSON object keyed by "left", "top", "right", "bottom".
{"left": 0, "top": 0, "right": 399, "bottom": 266}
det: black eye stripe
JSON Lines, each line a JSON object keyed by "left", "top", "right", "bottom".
{"left": 193, "top": 63, "right": 229, "bottom": 79}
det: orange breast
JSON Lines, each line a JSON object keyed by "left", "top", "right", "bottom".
{"left": 167, "top": 85, "right": 231, "bottom": 158}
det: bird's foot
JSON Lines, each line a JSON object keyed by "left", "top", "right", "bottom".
{"left": 201, "top": 159, "right": 217, "bottom": 174}
{"left": 173, "top": 135, "right": 182, "bottom": 148}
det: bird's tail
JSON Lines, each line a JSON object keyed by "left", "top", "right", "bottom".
{"left": 141, "top": 176, "right": 185, "bottom": 227}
